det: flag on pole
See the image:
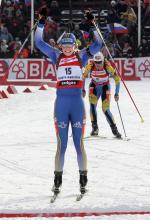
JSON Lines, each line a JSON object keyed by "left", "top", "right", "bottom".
{"left": 111, "top": 23, "right": 128, "bottom": 34}
{"left": 25, "top": 0, "right": 31, "bottom": 6}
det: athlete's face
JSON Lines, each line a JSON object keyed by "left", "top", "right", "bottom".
{"left": 61, "top": 44, "right": 75, "bottom": 56}
{"left": 95, "top": 61, "right": 103, "bottom": 69}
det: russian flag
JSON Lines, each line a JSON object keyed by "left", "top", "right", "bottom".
{"left": 111, "top": 23, "right": 128, "bottom": 34}
{"left": 25, "top": 0, "right": 31, "bottom": 6}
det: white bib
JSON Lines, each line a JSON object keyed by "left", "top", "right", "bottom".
{"left": 92, "top": 76, "right": 108, "bottom": 84}
{"left": 57, "top": 66, "right": 82, "bottom": 81}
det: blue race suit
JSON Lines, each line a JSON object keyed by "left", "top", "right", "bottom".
{"left": 35, "top": 24, "right": 102, "bottom": 172}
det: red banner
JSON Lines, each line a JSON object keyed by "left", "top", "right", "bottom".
{"left": 0, "top": 57, "right": 146, "bottom": 86}
{"left": 110, "top": 58, "right": 141, "bottom": 80}
{"left": 0, "top": 59, "right": 56, "bottom": 85}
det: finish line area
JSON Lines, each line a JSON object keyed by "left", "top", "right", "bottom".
{"left": 1, "top": 211, "right": 150, "bottom": 219}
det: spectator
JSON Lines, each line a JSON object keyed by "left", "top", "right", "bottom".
{"left": 19, "top": 46, "right": 30, "bottom": 58}
{"left": 102, "top": 41, "right": 118, "bottom": 58}
{"left": 0, "top": 0, "right": 149, "bottom": 58}
{"left": 0, "top": 39, "right": 9, "bottom": 55}
{"left": 30, "top": 48, "right": 41, "bottom": 58}
{"left": 126, "top": 0, "right": 137, "bottom": 8}
{"left": 137, "top": 39, "right": 150, "bottom": 57}
{"left": 120, "top": 7, "right": 137, "bottom": 33}
{"left": 107, "top": 1, "right": 120, "bottom": 26}
{"left": 44, "top": 18, "right": 58, "bottom": 41}
{"left": 142, "top": 4, "right": 150, "bottom": 25}
{"left": 49, "top": 38, "right": 56, "bottom": 47}
{"left": 116, "top": 0, "right": 128, "bottom": 17}
{"left": 2, "top": 1, "right": 14, "bottom": 20}
{"left": 48, "top": 0, "right": 61, "bottom": 21}
{"left": 18, "top": 25, "right": 30, "bottom": 42}
{"left": 0, "top": 26, "right": 13, "bottom": 43}
{"left": 122, "top": 41, "right": 133, "bottom": 57}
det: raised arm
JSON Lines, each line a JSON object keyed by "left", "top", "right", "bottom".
{"left": 35, "top": 24, "right": 60, "bottom": 64}
{"left": 79, "top": 9, "right": 102, "bottom": 67}
{"left": 80, "top": 27, "right": 103, "bottom": 67}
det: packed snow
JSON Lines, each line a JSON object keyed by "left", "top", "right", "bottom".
{"left": 0, "top": 78, "right": 150, "bottom": 220}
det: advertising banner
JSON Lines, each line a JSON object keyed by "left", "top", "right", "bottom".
{"left": 0, "top": 59, "right": 56, "bottom": 85}
{"left": 0, "top": 57, "right": 149, "bottom": 85}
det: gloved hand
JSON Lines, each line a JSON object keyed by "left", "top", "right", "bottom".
{"left": 89, "top": 94, "right": 98, "bottom": 105}
{"left": 82, "top": 89, "right": 86, "bottom": 98}
{"left": 38, "top": 7, "right": 47, "bottom": 24}
{"left": 114, "top": 94, "right": 119, "bottom": 102}
{"left": 81, "top": 9, "right": 95, "bottom": 32}
{"left": 84, "top": 9, "right": 95, "bottom": 28}
{"left": 83, "top": 72, "right": 88, "bottom": 79}
{"left": 85, "top": 9, "right": 95, "bottom": 21}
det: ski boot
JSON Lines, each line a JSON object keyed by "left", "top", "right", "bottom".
{"left": 52, "top": 171, "right": 62, "bottom": 194}
{"left": 79, "top": 170, "right": 88, "bottom": 194}
{"left": 90, "top": 122, "right": 99, "bottom": 136}
{"left": 110, "top": 124, "right": 122, "bottom": 139}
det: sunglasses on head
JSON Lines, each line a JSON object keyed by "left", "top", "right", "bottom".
{"left": 61, "top": 44, "right": 74, "bottom": 48}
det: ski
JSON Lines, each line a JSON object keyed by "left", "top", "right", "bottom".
{"left": 83, "top": 135, "right": 130, "bottom": 141}
{"left": 76, "top": 187, "right": 87, "bottom": 201}
{"left": 50, "top": 187, "right": 60, "bottom": 203}
{"left": 83, "top": 135, "right": 107, "bottom": 140}
{"left": 76, "top": 193, "right": 85, "bottom": 201}
{"left": 50, "top": 193, "right": 59, "bottom": 203}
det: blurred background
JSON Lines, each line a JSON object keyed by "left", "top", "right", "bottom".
{"left": 0, "top": 0, "right": 150, "bottom": 59}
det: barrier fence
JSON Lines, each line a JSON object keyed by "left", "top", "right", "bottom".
{"left": 0, "top": 57, "right": 150, "bottom": 86}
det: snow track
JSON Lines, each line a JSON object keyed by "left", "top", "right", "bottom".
{"left": 0, "top": 79, "right": 150, "bottom": 219}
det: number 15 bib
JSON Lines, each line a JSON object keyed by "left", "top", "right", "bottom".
{"left": 56, "top": 54, "right": 83, "bottom": 88}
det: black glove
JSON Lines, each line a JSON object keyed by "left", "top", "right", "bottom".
{"left": 38, "top": 7, "right": 47, "bottom": 24}
{"left": 83, "top": 9, "right": 95, "bottom": 31}
{"left": 85, "top": 11, "right": 95, "bottom": 21}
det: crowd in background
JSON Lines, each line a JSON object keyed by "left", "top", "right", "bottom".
{"left": 0, "top": 0, "right": 150, "bottom": 59}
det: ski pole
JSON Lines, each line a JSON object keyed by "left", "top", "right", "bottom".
{"left": 116, "top": 101, "right": 127, "bottom": 138}
{"left": 57, "top": 31, "right": 66, "bottom": 44}
{"left": 1, "top": 20, "right": 39, "bottom": 85}
{"left": 93, "top": 21, "right": 144, "bottom": 123}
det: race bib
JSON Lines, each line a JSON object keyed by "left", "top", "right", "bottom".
{"left": 57, "top": 66, "right": 82, "bottom": 81}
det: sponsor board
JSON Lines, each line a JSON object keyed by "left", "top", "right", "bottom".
{"left": 0, "top": 57, "right": 149, "bottom": 85}
{"left": 0, "top": 59, "right": 56, "bottom": 85}
{"left": 109, "top": 58, "right": 140, "bottom": 80}
{"left": 136, "top": 57, "right": 150, "bottom": 78}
